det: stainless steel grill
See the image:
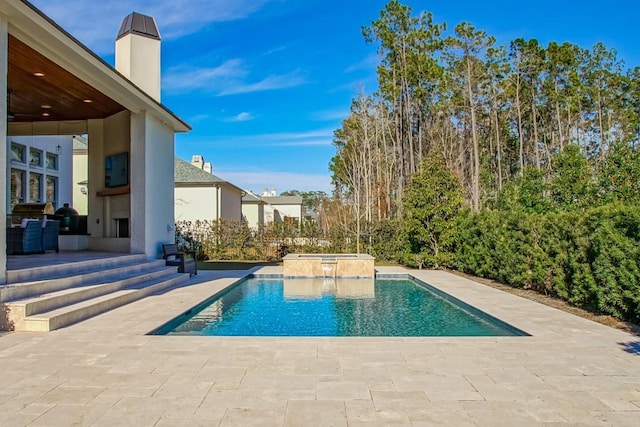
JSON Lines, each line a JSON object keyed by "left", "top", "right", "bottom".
{"left": 10, "top": 202, "right": 54, "bottom": 225}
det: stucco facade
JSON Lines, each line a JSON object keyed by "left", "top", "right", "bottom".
{"left": 174, "top": 158, "right": 243, "bottom": 223}
{"left": 72, "top": 136, "right": 88, "bottom": 215}
{"left": 1, "top": 4, "right": 190, "bottom": 283}
{"left": 241, "top": 192, "right": 265, "bottom": 231}
{"left": 262, "top": 196, "right": 304, "bottom": 225}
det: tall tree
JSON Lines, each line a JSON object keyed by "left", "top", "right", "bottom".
{"left": 446, "top": 22, "right": 495, "bottom": 211}
{"left": 363, "top": 0, "right": 446, "bottom": 210}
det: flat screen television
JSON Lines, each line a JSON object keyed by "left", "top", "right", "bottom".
{"left": 105, "top": 152, "right": 129, "bottom": 188}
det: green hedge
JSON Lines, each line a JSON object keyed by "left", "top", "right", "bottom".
{"left": 455, "top": 203, "right": 640, "bottom": 322}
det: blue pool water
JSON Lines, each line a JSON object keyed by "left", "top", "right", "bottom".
{"left": 152, "top": 277, "right": 525, "bottom": 337}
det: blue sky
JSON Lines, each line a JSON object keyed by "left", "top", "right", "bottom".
{"left": 31, "top": 0, "right": 640, "bottom": 194}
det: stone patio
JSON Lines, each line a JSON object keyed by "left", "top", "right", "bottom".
{"left": 1, "top": 267, "right": 638, "bottom": 426}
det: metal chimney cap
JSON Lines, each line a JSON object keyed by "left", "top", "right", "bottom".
{"left": 116, "top": 12, "right": 160, "bottom": 41}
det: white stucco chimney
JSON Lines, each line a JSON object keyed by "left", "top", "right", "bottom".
{"left": 191, "top": 155, "right": 204, "bottom": 169}
{"left": 203, "top": 162, "right": 213, "bottom": 174}
{"left": 115, "top": 12, "right": 161, "bottom": 101}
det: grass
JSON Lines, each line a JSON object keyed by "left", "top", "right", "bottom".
{"left": 197, "top": 260, "right": 281, "bottom": 270}
{"left": 198, "top": 259, "right": 398, "bottom": 270}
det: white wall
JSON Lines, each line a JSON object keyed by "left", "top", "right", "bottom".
{"left": 242, "top": 203, "right": 264, "bottom": 230}
{"left": 115, "top": 33, "right": 160, "bottom": 102}
{"left": 87, "top": 111, "right": 131, "bottom": 251}
{"left": 175, "top": 186, "right": 216, "bottom": 222}
{"left": 86, "top": 119, "right": 104, "bottom": 239}
{"left": 275, "top": 204, "right": 303, "bottom": 220}
{"left": 72, "top": 145, "right": 88, "bottom": 215}
{"left": 265, "top": 203, "right": 302, "bottom": 223}
{"left": 130, "top": 111, "right": 175, "bottom": 258}
{"left": 220, "top": 185, "right": 242, "bottom": 221}
{"left": 175, "top": 183, "right": 242, "bottom": 223}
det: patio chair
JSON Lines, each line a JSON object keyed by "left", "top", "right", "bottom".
{"left": 162, "top": 243, "right": 197, "bottom": 276}
{"left": 7, "top": 220, "right": 43, "bottom": 254}
{"left": 41, "top": 220, "right": 60, "bottom": 253}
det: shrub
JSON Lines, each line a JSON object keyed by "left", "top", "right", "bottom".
{"left": 454, "top": 203, "right": 640, "bottom": 322}
{"left": 401, "top": 154, "right": 465, "bottom": 268}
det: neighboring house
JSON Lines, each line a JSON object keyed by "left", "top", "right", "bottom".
{"left": 174, "top": 157, "right": 244, "bottom": 222}
{"left": 72, "top": 135, "right": 88, "bottom": 215}
{"left": 262, "top": 195, "right": 304, "bottom": 226}
{"left": 241, "top": 191, "right": 266, "bottom": 231}
{"left": 1, "top": 4, "right": 190, "bottom": 282}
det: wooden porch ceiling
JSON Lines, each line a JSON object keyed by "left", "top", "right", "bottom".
{"left": 7, "top": 35, "right": 126, "bottom": 123}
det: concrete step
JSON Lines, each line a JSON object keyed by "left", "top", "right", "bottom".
{"left": 5, "top": 253, "right": 149, "bottom": 284}
{"left": 7, "top": 266, "right": 177, "bottom": 329}
{"left": 19, "top": 273, "right": 190, "bottom": 332}
{"left": 0, "top": 258, "right": 169, "bottom": 302}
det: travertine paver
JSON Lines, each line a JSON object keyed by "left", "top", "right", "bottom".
{"left": 0, "top": 267, "right": 639, "bottom": 426}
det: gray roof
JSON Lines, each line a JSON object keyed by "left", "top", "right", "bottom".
{"left": 174, "top": 158, "right": 227, "bottom": 184}
{"left": 73, "top": 136, "right": 88, "bottom": 150}
{"left": 261, "top": 196, "right": 303, "bottom": 205}
{"left": 116, "top": 12, "right": 160, "bottom": 41}
{"left": 242, "top": 192, "right": 264, "bottom": 203}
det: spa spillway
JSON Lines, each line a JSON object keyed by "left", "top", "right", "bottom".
{"left": 282, "top": 254, "right": 375, "bottom": 278}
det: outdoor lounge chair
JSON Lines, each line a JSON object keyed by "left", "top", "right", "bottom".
{"left": 162, "top": 243, "right": 197, "bottom": 276}
{"left": 41, "top": 220, "right": 60, "bottom": 253}
{"left": 7, "top": 220, "right": 43, "bottom": 254}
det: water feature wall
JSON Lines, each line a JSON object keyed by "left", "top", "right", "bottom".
{"left": 282, "top": 254, "right": 375, "bottom": 278}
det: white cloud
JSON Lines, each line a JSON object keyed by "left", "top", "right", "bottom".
{"left": 263, "top": 46, "right": 287, "bottom": 56}
{"left": 310, "top": 107, "right": 350, "bottom": 122}
{"left": 345, "top": 53, "right": 378, "bottom": 73}
{"left": 214, "top": 169, "right": 332, "bottom": 193}
{"left": 30, "top": 0, "right": 276, "bottom": 54}
{"left": 211, "top": 129, "right": 334, "bottom": 147}
{"left": 163, "top": 59, "right": 246, "bottom": 92}
{"left": 223, "top": 112, "right": 254, "bottom": 122}
{"left": 217, "top": 70, "right": 306, "bottom": 96}
{"left": 163, "top": 61, "right": 306, "bottom": 95}
{"left": 188, "top": 114, "right": 212, "bottom": 123}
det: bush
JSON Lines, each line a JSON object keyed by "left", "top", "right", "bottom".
{"left": 454, "top": 203, "right": 640, "bottom": 322}
{"left": 369, "top": 218, "right": 404, "bottom": 262}
{"left": 401, "top": 154, "right": 465, "bottom": 268}
{"left": 175, "top": 218, "right": 350, "bottom": 261}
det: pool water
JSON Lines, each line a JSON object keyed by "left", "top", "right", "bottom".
{"left": 153, "top": 277, "right": 525, "bottom": 337}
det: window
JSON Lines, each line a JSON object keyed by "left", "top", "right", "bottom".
{"left": 11, "top": 143, "right": 26, "bottom": 163}
{"left": 30, "top": 148, "right": 43, "bottom": 167}
{"left": 29, "top": 173, "right": 43, "bottom": 203}
{"left": 46, "top": 176, "right": 58, "bottom": 209}
{"left": 10, "top": 169, "right": 26, "bottom": 208}
{"left": 46, "top": 152, "right": 58, "bottom": 170}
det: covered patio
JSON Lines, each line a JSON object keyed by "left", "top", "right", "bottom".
{"left": 1, "top": 1, "right": 190, "bottom": 284}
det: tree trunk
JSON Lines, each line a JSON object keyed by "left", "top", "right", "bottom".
{"left": 466, "top": 56, "right": 480, "bottom": 212}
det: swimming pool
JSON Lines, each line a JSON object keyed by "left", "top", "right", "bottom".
{"left": 151, "top": 276, "right": 527, "bottom": 337}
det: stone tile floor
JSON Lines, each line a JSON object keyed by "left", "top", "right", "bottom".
{"left": 1, "top": 267, "right": 639, "bottom": 426}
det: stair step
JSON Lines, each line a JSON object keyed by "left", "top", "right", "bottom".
{"left": 1, "top": 259, "right": 169, "bottom": 302}
{"left": 8, "top": 267, "right": 177, "bottom": 321}
{"left": 21, "top": 273, "right": 190, "bottom": 332}
{"left": 6, "top": 253, "right": 148, "bottom": 284}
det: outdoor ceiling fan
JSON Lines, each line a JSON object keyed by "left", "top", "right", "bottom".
{"left": 7, "top": 88, "right": 41, "bottom": 121}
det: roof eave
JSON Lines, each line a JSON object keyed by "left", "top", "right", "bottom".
{"left": 6, "top": 0, "right": 190, "bottom": 132}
